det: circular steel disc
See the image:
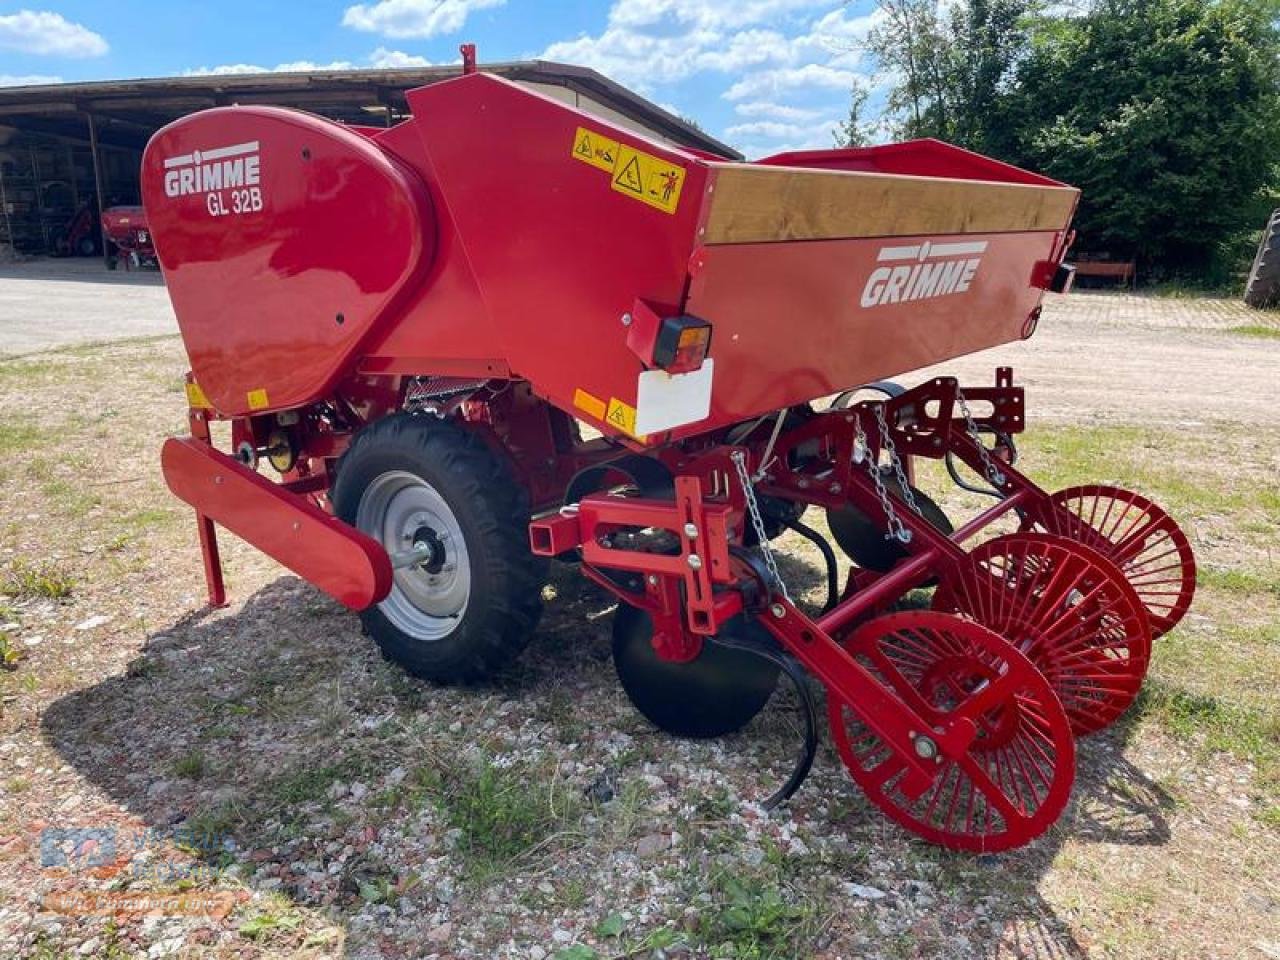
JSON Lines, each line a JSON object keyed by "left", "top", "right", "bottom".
{"left": 829, "top": 610, "right": 1076, "bottom": 852}
{"left": 934, "top": 532, "right": 1153, "bottom": 735}
{"left": 1024, "top": 485, "right": 1196, "bottom": 637}
{"left": 612, "top": 604, "right": 778, "bottom": 739}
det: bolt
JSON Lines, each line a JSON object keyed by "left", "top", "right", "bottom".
{"left": 770, "top": 603, "right": 785, "bottom": 619}
{"left": 912, "top": 733, "right": 939, "bottom": 760}
{"left": 687, "top": 554, "right": 703, "bottom": 570}
{"left": 621, "top": 312, "right": 633, "bottom": 326}
{"left": 292, "top": 521, "right": 301, "bottom": 532}
{"left": 829, "top": 483, "right": 842, "bottom": 494}
{"left": 683, "top": 522, "right": 699, "bottom": 539}
{"left": 797, "top": 478, "right": 810, "bottom": 489}
{"left": 647, "top": 574, "right": 659, "bottom": 586}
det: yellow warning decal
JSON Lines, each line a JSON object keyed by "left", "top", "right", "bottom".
{"left": 605, "top": 397, "right": 641, "bottom": 438}
{"left": 246, "top": 388, "right": 270, "bottom": 411}
{"left": 185, "top": 381, "right": 211, "bottom": 409}
{"left": 610, "top": 143, "right": 685, "bottom": 215}
{"left": 572, "top": 387, "right": 607, "bottom": 421}
{"left": 571, "top": 126, "right": 621, "bottom": 174}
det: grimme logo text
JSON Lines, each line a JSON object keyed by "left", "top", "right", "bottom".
{"left": 162, "top": 140, "right": 263, "bottom": 217}
{"left": 860, "top": 241, "right": 988, "bottom": 307}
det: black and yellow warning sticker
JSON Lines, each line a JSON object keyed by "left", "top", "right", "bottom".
{"left": 571, "top": 125, "right": 685, "bottom": 215}
{"left": 605, "top": 397, "right": 641, "bottom": 438}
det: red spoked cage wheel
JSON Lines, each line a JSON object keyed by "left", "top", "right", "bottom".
{"left": 934, "top": 532, "right": 1152, "bottom": 735}
{"left": 830, "top": 610, "right": 1076, "bottom": 853}
{"left": 1023, "top": 485, "right": 1196, "bottom": 637}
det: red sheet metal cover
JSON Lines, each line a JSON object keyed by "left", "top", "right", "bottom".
{"left": 142, "top": 106, "right": 434, "bottom": 416}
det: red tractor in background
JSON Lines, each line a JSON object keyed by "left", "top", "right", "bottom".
{"left": 143, "top": 55, "right": 1196, "bottom": 854}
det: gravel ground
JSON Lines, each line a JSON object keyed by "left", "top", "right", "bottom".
{"left": 0, "top": 295, "right": 1276, "bottom": 959}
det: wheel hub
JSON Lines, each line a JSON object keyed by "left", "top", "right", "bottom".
{"left": 356, "top": 470, "right": 471, "bottom": 641}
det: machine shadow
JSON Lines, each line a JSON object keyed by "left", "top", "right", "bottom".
{"left": 40, "top": 556, "right": 1173, "bottom": 958}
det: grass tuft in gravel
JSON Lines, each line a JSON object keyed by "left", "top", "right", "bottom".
{"left": 0, "top": 557, "right": 75, "bottom": 599}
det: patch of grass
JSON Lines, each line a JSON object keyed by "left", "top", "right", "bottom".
{"left": 0, "top": 423, "right": 44, "bottom": 455}
{"left": 1137, "top": 680, "right": 1279, "bottom": 790}
{"left": 429, "top": 753, "right": 578, "bottom": 878}
{"left": 40, "top": 479, "right": 101, "bottom": 518}
{"left": 237, "top": 893, "right": 304, "bottom": 942}
{"left": 264, "top": 762, "right": 348, "bottom": 808}
{"left": 0, "top": 558, "right": 75, "bottom": 599}
{"left": 172, "top": 750, "right": 207, "bottom": 780}
{"left": 1199, "top": 566, "right": 1280, "bottom": 598}
{"left": 0, "top": 632, "right": 23, "bottom": 670}
{"left": 697, "top": 870, "right": 815, "bottom": 960}
{"left": 1227, "top": 323, "right": 1280, "bottom": 340}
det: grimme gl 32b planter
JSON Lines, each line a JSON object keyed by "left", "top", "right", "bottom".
{"left": 146, "top": 57, "right": 1196, "bottom": 853}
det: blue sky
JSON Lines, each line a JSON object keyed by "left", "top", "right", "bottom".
{"left": 0, "top": 1, "right": 883, "bottom": 156}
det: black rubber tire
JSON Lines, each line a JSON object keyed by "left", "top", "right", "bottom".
{"left": 826, "top": 472, "right": 953, "bottom": 572}
{"left": 332, "top": 413, "right": 545, "bottom": 683}
{"left": 612, "top": 603, "right": 778, "bottom": 738}
{"left": 1244, "top": 208, "right": 1280, "bottom": 308}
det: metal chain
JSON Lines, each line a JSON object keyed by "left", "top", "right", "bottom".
{"left": 873, "top": 403, "right": 921, "bottom": 515}
{"left": 730, "top": 449, "right": 791, "bottom": 601}
{"left": 954, "top": 388, "right": 1007, "bottom": 487}
{"left": 853, "top": 416, "right": 912, "bottom": 544}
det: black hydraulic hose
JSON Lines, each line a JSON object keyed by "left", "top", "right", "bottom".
{"left": 711, "top": 632, "right": 818, "bottom": 810}
{"left": 783, "top": 517, "right": 840, "bottom": 614}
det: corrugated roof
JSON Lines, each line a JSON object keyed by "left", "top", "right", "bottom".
{"left": 0, "top": 60, "right": 741, "bottom": 159}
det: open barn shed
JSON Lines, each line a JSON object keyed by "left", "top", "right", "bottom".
{"left": 0, "top": 60, "right": 737, "bottom": 263}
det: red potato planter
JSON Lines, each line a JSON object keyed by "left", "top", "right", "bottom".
{"left": 144, "top": 60, "right": 1196, "bottom": 853}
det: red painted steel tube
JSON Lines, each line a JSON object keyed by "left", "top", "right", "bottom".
{"left": 759, "top": 598, "right": 978, "bottom": 800}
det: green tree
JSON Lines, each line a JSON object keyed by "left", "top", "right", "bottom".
{"left": 862, "top": 0, "right": 1029, "bottom": 148}
{"left": 1005, "top": 0, "right": 1280, "bottom": 275}
{"left": 833, "top": 80, "right": 873, "bottom": 146}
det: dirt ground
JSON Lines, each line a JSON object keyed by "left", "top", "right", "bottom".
{"left": 0, "top": 286, "right": 1276, "bottom": 960}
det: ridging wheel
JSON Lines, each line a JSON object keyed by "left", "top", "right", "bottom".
{"left": 332, "top": 413, "right": 545, "bottom": 683}
{"left": 1024, "top": 485, "right": 1195, "bottom": 637}
{"left": 934, "top": 532, "right": 1152, "bottom": 735}
{"left": 830, "top": 611, "right": 1075, "bottom": 852}
{"left": 827, "top": 471, "right": 954, "bottom": 572}
{"left": 612, "top": 604, "right": 778, "bottom": 738}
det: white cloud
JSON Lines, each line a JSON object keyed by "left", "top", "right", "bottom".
{"left": 184, "top": 49, "right": 433, "bottom": 77}
{"left": 724, "top": 63, "right": 855, "bottom": 101}
{"left": 369, "top": 47, "right": 431, "bottom": 68}
{"left": 0, "top": 72, "right": 61, "bottom": 86}
{"left": 733, "top": 101, "right": 823, "bottom": 121}
{"left": 341, "top": 0, "right": 504, "bottom": 39}
{"left": 540, "top": 1, "right": 877, "bottom": 153}
{"left": 0, "top": 10, "right": 107, "bottom": 57}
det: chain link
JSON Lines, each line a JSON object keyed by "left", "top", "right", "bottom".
{"left": 873, "top": 403, "right": 921, "bottom": 516}
{"left": 853, "top": 415, "right": 912, "bottom": 544}
{"left": 955, "top": 388, "right": 1007, "bottom": 487}
{"left": 730, "top": 450, "right": 791, "bottom": 601}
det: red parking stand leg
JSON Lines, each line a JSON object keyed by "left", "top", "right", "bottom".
{"left": 195, "top": 513, "right": 227, "bottom": 609}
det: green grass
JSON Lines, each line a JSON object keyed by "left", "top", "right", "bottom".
{"left": 1135, "top": 679, "right": 1279, "bottom": 795}
{"left": 0, "top": 632, "right": 23, "bottom": 670}
{"left": 0, "top": 558, "right": 75, "bottom": 599}
{"left": 428, "top": 753, "right": 578, "bottom": 879}
{"left": 0, "top": 423, "right": 44, "bottom": 455}
{"left": 172, "top": 750, "right": 207, "bottom": 780}
{"left": 1226, "top": 323, "right": 1280, "bottom": 340}
{"left": 237, "top": 893, "right": 304, "bottom": 942}
{"left": 1198, "top": 566, "right": 1280, "bottom": 598}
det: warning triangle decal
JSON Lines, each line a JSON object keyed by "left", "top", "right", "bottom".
{"left": 614, "top": 155, "right": 644, "bottom": 195}
{"left": 575, "top": 132, "right": 593, "bottom": 158}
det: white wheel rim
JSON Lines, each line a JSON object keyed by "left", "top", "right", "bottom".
{"left": 356, "top": 470, "right": 470, "bottom": 641}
